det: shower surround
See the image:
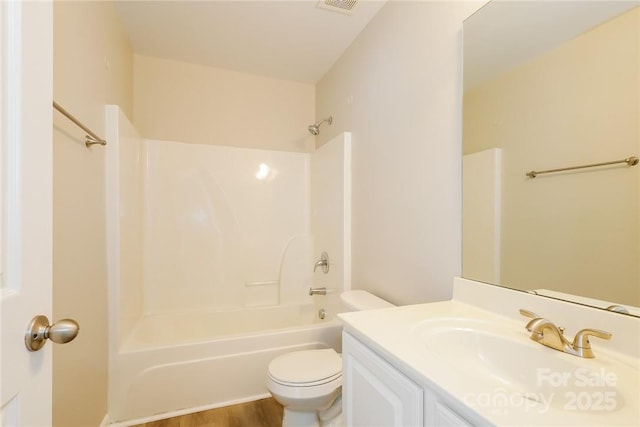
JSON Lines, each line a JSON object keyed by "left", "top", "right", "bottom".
{"left": 104, "top": 106, "right": 350, "bottom": 423}
{"left": 143, "top": 138, "right": 311, "bottom": 313}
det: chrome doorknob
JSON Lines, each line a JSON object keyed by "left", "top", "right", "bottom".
{"left": 25, "top": 315, "right": 80, "bottom": 352}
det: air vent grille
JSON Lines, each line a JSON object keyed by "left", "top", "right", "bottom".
{"left": 318, "top": 0, "right": 358, "bottom": 14}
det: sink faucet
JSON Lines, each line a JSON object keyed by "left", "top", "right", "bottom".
{"left": 519, "top": 309, "right": 612, "bottom": 358}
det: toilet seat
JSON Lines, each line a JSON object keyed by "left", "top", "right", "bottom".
{"left": 268, "top": 370, "right": 341, "bottom": 388}
{"left": 268, "top": 348, "right": 342, "bottom": 387}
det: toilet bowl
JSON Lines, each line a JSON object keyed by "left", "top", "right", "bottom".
{"left": 266, "top": 291, "right": 394, "bottom": 427}
{"left": 267, "top": 349, "right": 342, "bottom": 427}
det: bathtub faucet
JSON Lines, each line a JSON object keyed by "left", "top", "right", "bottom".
{"left": 313, "top": 251, "right": 330, "bottom": 274}
{"left": 309, "top": 287, "right": 327, "bottom": 296}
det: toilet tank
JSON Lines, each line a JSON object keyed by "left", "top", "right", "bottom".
{"left": 340, "top": 290, "right": 395, "bottom": 311}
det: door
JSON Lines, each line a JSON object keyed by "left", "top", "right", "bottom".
{"left": 1, "top": 1, "right": 54, "bottom": 426}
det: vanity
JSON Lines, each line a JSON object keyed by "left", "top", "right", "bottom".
{"left": 338, "top": 278, "right": 640, "bottom": 426}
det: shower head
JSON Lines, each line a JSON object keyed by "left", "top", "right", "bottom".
{"left": 308, "top": 116, "right": 332, "bottom": 135}
{"left": 308, "top": 124, "right": 320, "bottom": 136}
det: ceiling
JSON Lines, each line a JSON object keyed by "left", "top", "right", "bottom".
{"left": 114, "top": 0, "right": 387, "bottom": 84}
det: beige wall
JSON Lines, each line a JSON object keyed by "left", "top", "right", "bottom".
{"left": 53, "top": 1, "right": 133, "bottom": 426}
{"left": 316, "top": 1, "right": 481, "bottom": 305}
{"left": 133, "top": 55, "right": 316, "bottom": 152}
{"left": 464, "top": 8, "right": 639, "bottom": 305}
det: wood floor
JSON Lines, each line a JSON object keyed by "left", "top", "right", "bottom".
{"left": 131, "top": 398, "right": 283, "bottom": 427}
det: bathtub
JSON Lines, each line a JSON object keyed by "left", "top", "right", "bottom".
{"left": 108, "top": 301, "right": 343, "bottom": 424}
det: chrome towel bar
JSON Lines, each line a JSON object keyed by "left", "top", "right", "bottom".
{"left": 526, "top": 156, "right": 638, "bottom": 178}
{"left": 53, "top": 101, "right": 107, "bottom": 147}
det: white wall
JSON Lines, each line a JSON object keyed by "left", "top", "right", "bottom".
{"left": 107, "top": 129, "right": 354, "bottom": 324}
{"left": 316, "top": 1, "right": 481, "bottom": 305}
{"left": 142, "top": 141, "right": 310, "bottom": 314}
{"left": 310, "top": 132, "right": 352, "bottom": 314}
{"left": 105, "top": 106, "right": 144, "bottom": 348}
{"left": 53, "top": 2, "right": 133, "bottom": 426}
{"left": 133, "top": 54, "right": 316, "bottom": 152}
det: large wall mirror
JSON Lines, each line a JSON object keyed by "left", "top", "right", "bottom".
{"left": 463, "top": 1, "right": 640, "bottom": 316}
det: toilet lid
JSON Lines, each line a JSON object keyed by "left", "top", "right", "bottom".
{"left": 268, "top": 349, "right": 341, "bottom": 385}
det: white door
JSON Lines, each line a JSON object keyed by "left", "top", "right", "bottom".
{"left": 1, "top": 1, "right": 54, "bottom": 426}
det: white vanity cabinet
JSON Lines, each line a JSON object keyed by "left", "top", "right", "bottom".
{"left": 342, "top": 332, "right": 476, "bottom": 427}
{"left": 343, "top": 332, "right": 423, "bottom": 426}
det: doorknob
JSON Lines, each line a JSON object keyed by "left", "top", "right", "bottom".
{"left": 25, "top": 315, "right": 80, "bottom": 352}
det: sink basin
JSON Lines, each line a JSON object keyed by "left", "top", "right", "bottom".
{"left": 411, "top": 318, "right": 635, "bottom": 413}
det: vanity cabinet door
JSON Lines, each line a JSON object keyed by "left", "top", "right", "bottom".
{"left": 433, "top": 402, "right": 473, "bottom": 426}
{"left": 342, "top": 332, "right": 424, "bottom": 427}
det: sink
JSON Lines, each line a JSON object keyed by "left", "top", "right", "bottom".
{"left": 411, "top": 318, "right": 636, "bottom": 413}
{"left": 339, "top": 286, "right": 640, "bottom": 425}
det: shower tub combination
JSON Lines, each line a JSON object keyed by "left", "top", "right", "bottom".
{"left": 105, "top": 106, "right": 351, "bottom": 424}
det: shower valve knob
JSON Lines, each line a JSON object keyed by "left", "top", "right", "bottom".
{"left": 313, "top": 251, "right": 330, "bottom": 274}
{"left": 25, "top": 315, "right": 80, "bottom": 352}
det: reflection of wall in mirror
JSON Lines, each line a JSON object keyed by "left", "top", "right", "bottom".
{"left": 463, "top": 148, "right": 501, "bottom": 284}
{"left": 463, "top": 8, "right": 639, "bottom": 306}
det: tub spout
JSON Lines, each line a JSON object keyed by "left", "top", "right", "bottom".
{"left": 309, "top": 287, "right": 327, "bottom": 296}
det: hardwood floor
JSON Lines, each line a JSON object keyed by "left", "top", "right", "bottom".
{"left": 132, "top": 398, "right": 283, "bottom": 427}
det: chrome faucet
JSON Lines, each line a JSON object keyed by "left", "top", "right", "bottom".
{"left": 519, "top": 309, "right": 612, "bottom": 358}
{"left": 313, "top": 251, "right": 329, "bottom": 274}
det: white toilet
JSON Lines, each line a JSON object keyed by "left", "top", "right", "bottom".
{"left": 266, "top": 290, "right": 394, "bottom": 427}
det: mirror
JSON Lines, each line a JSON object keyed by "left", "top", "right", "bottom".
{"left": 462, "top": 1, "right": 640, "bottom": 316}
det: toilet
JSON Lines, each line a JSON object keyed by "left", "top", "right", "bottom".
{"left": 266, "top": 290, "right": 394, "bottom": 427}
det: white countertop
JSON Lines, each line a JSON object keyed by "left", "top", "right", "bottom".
{"left": 339, "top": 280, "right": 640, "bottom": 426}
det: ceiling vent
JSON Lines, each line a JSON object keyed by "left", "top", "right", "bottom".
{"left": 318, "top": 0, "right": 358, "bottom": 14}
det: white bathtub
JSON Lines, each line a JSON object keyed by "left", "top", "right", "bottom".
{"left": 109, "top": 301, "right": 342, "bottom": 424}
